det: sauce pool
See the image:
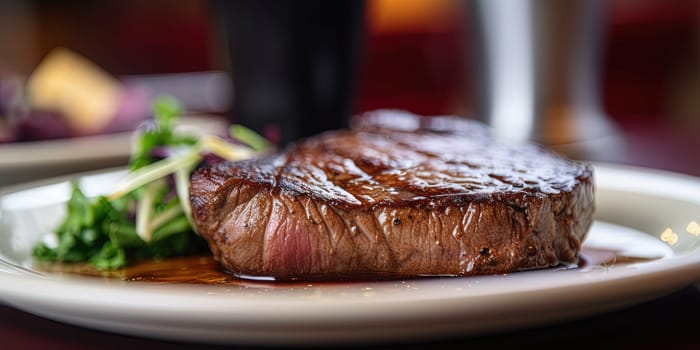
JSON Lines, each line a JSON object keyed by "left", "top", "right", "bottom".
{"left": 33, "top": 246, "right": 661, "bottom": 287}
{"left": 36, "top": 255, "right": 243, "bottom": 285}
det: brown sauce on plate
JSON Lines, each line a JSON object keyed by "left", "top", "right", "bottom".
{"left": 33, "top": 246, "right": 661, "bottom": 286}
{"left": 36, "top": 255, "right": 243, "bottom": 285}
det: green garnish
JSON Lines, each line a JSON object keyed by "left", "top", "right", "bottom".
{"left": 229, "top": 124, "right": 272, "bottom": 152}
{"left": 32, "top": 96, "right": 269, "bottom": 269}
{"left": 129, "top": 96, "right": 197, "bottom": 171}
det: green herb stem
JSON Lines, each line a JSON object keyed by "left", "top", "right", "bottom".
{"left": 174, "top": 166, "right": 194, "bottom": 226}
{"left": 136, "top": 181, "right": 158, "bottom": 241}
{"left": 150, "top": 204, "right": 184, "bottom": 233}
{"left": 110, "top": 148, "right": 201, "bottom": 200}
{"left": 229, "top": 124, "right": 272, "bottom": 152}
{"left": 201, "top": 135, "right": 256, "bottom": 161}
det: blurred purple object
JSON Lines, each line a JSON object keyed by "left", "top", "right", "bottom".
{"left": 148, "top": 146, "right": 173, "bottom": 160}
{"left": 16, "top": 110, "right": 72, "bottom": 141}
{"left": 106, "top": 83, "right": 152, "bottom": 133}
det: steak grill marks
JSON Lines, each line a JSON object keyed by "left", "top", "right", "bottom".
{"left": 190, "top": 110, "right": 595, "bottom": 280}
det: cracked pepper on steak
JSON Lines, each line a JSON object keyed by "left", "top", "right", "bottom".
{"left": 190, "top": 110, "right": 595, "bottom": 280}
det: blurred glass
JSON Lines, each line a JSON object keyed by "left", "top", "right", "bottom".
{"left": 211, "top": 0, "right": 365, "bottom": 146}
{"left": 471, "top": 0, "right": 624, "bottom": 161}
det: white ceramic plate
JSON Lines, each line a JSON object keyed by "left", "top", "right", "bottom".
{"left": 0, "top": 115, "right": 227, "bottom": 186}
{"left": 1, "top": 164, "right": 700, "bottom": 346}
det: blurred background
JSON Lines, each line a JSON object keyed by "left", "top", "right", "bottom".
{"left": 1, "top": 0, "right": 700, "bottom": 184}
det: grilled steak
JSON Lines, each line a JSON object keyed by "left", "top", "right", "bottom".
{"left": 190, "top": 110, "right": 595, "bottom": 280}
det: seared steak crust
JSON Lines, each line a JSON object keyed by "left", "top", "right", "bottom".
{"left": 191, "top": 110, "right": 594, "bottom": 280}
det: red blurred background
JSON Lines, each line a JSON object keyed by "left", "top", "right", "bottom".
{"left": 1, "top": 0, "right": 699, "bottom": 171}
{"left": 2, "top": 0, "right": 697, "bottom": 119}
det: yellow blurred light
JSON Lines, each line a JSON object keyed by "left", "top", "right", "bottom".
{"left": 686, "top": 221, "right": 700, "bottom": 236}
{"left": 660, "top": 228, "right": 679, "bottom": 245}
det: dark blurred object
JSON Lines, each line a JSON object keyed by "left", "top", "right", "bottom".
{"left": 211, "top": 0, "right": 365, "bottom": 146}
